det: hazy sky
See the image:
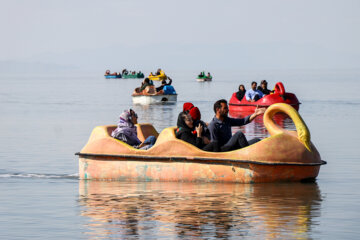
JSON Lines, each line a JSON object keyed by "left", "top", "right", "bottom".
{"left": 1, "top": 0, "right": 359, "bottom": 72}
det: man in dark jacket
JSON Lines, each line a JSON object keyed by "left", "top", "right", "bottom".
{"left": 208, "top": 99, "right": 265, "bottom": 151}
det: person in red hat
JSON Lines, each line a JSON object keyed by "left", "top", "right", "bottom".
{"left": 176, "top": 112, "right": 218, "bottom": 152}
{"left": 189, "top": 107, "right": 211, "bottom": 144}
{"left": 183, "top": 102, "right": 194, "bottom": 113}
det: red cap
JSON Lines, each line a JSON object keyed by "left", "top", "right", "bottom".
{"left": 189, "top": 107, "right": 201, "bottom": 121}
{"left": 183, "top": 102, "right": 194, "bottom": 112}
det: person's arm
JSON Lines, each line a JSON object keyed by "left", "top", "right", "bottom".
{"left": 180, "top": 131, "right": 202, "bottom": 148}
{"left": 139, "top": 83, "right": 147, "bottom": 92}
{"left": 229, "top": 116, "right": 251, "bottom": 126}
{"left": 208, "top": 121, "right": 219, "bottom": 143}
{"left": 257, "top": 90, "right": 264, "bottom": 98}
{"left": 167, "top": 78, "right": 172, "bottom": 85}
{"left": 249, "top": 106, "right": 266, "bottom": 122}
{"left": 245, "top": 90, "right": 251, "bottom": 101}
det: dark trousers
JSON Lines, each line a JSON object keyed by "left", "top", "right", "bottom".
{"left": 220, "top": 131, "right": 260, "bottom": 152}
{"left": 202, "top": 141, "right": 219, "bottom": 152}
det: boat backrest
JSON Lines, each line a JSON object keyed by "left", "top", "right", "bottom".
{"left": 136, "top": 123, "right": 159, "bottom": 142}
{"left": 163, "top": 85, "right": 176, "bottom": 94}
{"left": 145, "top": 86, "right": 156, "bottom": 94}
{"left": 106, "top": 126, "right": 117, "bottom": 136}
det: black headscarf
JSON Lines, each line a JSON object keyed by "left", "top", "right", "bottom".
{"left": 176, "top": 112, "right": 193, "bottom": 138}
{"left": 236, "top": 90, "right": 246, "bottom": 101}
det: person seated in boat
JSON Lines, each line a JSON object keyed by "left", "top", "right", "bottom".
{"left": 111, "top": 109, "right": 156, "bottom": 150}
{"left": 138, "top": 78, "right": 154, "bottom": 92}
{"left": 156, "top": 77, "right": 172, "bottom": 92}
{"left": 208, "top": 99, "right": 265, "bottom": 152}
{"left": 207, "top": 72, "right": 211, "bottom": 78}
{"left": 189, "top": 106, "right": 211, "bottom": 142}
{"left": 105, "top": 70, "right": 110, "bottom": 75}
{"left": 245, "top": 81, "right": 264, "bottom": 102}
{"left": 257, "top": 80, "right": 273, "bottom": 95}
{"left": 236, "top": 84, "right": 246, "bottom": 101}
{"left": 122, "top": 69, "right": 128, "bottom": 75}
{"left": 176, "top": 112, "right": 218, "bottom": 152}
{"left": 156, "top": 68, "right": 162, "bottom": 75}
{"left": 198, "top": 71, "right": 205, "bottom": 77}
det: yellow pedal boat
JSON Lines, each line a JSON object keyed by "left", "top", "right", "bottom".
{"left": 76, "top": 103, "right": 326, "bottom": 183}
{"left": 148, "top": 70, "right": 167, "bottom": 81}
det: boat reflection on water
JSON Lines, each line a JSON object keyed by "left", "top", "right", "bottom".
{"left": 79, "top": 181, "right": 322, "bottom": 239}
{"left": 230, "top": 111, "right": 296, "bottom": 139}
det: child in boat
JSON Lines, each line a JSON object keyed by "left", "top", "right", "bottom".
{"left": 176, "top": 111, "right": 218, "bottom": 152}
{"left": 111, "top": 109, "right": 156, "bottom": 150}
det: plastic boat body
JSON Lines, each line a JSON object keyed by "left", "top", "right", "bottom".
{"left": 77, "top": 104, "right": 325, "bottom": 183}
{"left": 122, "top": 73, "right": 144, "bottom": 79}
{"left": 196, "top": 77, "right": 212, "bottom": 82}
{"left": 148, "top": 70, "right": 167, "bottom": 81}
{"left": 104, "top": 75, "right": 122, "bottom": 79}
{"left": 132, "top": 94, "right": 177, "bottom": 104}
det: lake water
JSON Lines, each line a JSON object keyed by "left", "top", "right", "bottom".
{"left": 1, "top": 69, "right": 360, "bottom": 239}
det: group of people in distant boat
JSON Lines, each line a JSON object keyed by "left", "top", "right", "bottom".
{"left": 111, "top": 100, "right": 265, "bottom": 152}
{"left": 136, "top": 76, "right": 172, "bottom": 93}
{"left": 198, "top": 71, "right": 212, "bottom": 78}
{"left": 149, "top": 68, "right": 163, "bottom": 76}
{"left": 104, "top": 69, "right": 121, "bottom": 76}
{"left": 121, "top": 69, "right": 143, "bottom": 76}
{"left": 104, "top": 69, "right": 144, "bottom": 76}
{"left": 236, "top": 80, "right": 274, "bottom": 102}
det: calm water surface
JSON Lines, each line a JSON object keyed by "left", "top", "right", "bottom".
{"left": 0, "top": 70, "right": 359, "bottom": 239}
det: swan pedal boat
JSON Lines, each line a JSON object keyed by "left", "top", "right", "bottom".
{"left": 148, "top": 70, "right": 167, "bottom": 81}
{"left": 229, "top": 82, "right": 300, "bottom": 112}
{"left": 76, "top": 103, "right": 325, "bottom": 183}
{"left": 132, "top": 86, "right": 177, "bottom": 104}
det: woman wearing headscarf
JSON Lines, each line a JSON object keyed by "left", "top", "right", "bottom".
{"left": 111, "top": 109, "right": 156, "bottom": 150}
{"left": 236, "top": 84, "right": 246, "bottom": 101}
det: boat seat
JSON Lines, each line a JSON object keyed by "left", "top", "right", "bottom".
{"left": 106, "top": 126, "right": 116, "bottom": 136}
{"left": 145, "top": 86, "right": 156, "bottom": 94}
{"left": 136, "top": 124, "right": 159, "bottom": 142}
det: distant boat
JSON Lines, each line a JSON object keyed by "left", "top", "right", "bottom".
{"left": 122, "top": 72, "right": 145, "bottom": 79}
{"left": 104, "top": 69, "right": 122, "bottom": 79}
{"left": 104, "top": 74, "right": 122, "bottom": 79}
{"left": 132, "top": 85, "right": 177, "bottom": 104}
{"left": 148, "top": 70, "right": 167, "bottom": 81}
{"left": 229, "top": 82, "right": 300, "bottom": 112}
{"left": 196, "top": 71, "right": 212, "bottom": 81}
